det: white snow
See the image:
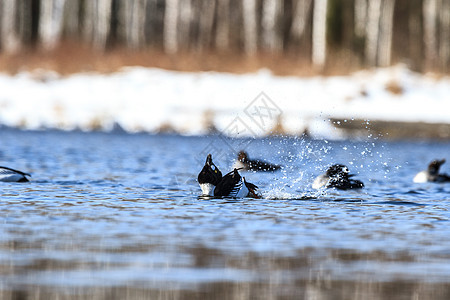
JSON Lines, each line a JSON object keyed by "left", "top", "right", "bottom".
{"left": 0, "top": 64, "right": 449, "bottom": 139}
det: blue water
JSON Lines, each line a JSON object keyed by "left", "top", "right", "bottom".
{"left": 1, "top": 129, "right": 450, "bottom": 297}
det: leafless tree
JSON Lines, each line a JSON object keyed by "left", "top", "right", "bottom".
{"left": 423, "top": 0, "right": 438, "bottom": 69}
{"left": 291, "top": 0, "right": 312, "bottom": 41}
{"left": 377, "top": 0, "right": 395, "bottom": 67}
{"left": 178, "top": 0, "right": 193, "bottom": 50}
{"left": 93, "top": 0, "right": 113, "bottom": 50}
{"left": 1, "top": 0, "right": 20, "bottom": 53}
{"left": 354, "top": 0, "right": 367, "bottom": 37}
{"left": 262, "top": 0, "right": 282, "bottom": 53}
{"left": 63, "top": 0, "right": 80, "bottom": 37}
{"left": 438, "top": 0, "right": 450, "bottom": 71}
{"left": 17, "top": 0, "right": 33, "bottom": 46}
{"left": 312, "top": 0, "right": 328, "bottom": 69}
{"left": 197, "top": 0, "right": 216, "bottom": 52}
{"left": 124, "top": 0, "right": 148, "bottom": 49}
{"left": 39, "top": 0, "right": 67, "bottom": 50}
{"left": 215, "top": 0, "right": 230, "bottom": 51}
{"left": 164, "top": 0, "right": 179, "bottom": 53}
{"left": 0, "top": 0, "right": 447, "bottom": 73}
{"left": 365, "top": 0, "right": 382, "bottom": 66}
{"left": 242, "top": 0, "right": 257, "bottom": 55}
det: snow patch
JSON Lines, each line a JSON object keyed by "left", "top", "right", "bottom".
{"left": 0, "top": 65, "right": 449, "bottom": 139}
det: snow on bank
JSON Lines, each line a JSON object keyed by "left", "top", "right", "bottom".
{"left": 0, "top": 65, "right": 449, "bottom": 139}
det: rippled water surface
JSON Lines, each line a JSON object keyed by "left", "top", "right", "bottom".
{"left": 1, "top": 129, "right": 450, "bottom": 299}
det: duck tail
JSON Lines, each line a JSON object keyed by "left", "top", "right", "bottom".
{"left": 243, "top": 178, "right": 261, "bottom": 198}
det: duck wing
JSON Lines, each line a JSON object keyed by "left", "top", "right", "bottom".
{"left": 349, "top": 179, "right": 364, "bottom": 189}
{"left": 0, "top": 166, "right": 31, "bottom": 182}
{"left": 331, "top": 179, "right": 364, "bottom": 190}
{"left": 214, "top": 176, "right": 237, "bottom": 197}
{"left": 244, "top": 178, "right": 260, "bottom": 198}
{"left": 437, "top": 173, "right": 450, "bottom": 182}
{"left": 214, "top": 169, "right": 245, "bottom": 197}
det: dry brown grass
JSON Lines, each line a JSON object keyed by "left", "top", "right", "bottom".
{"left": 385, "top": 80, "right": 404, "bottom": 95}
{"left": 0, "top": 41, "right": 363, "bottom": 76}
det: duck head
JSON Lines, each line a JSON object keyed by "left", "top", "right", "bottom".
{"left": 326, "top": 164, "right": 350, "bottom": 179}
{"left": 198, "top": 154, "right": 223, "bottom": 195}
{"left": 428, "top": 159, "right": 446, "bottom": 175}
{"left": 237, "top": 151, "right": 248, "bottom": 162}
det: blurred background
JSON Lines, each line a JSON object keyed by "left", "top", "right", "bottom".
{"left": 0, "top": 0, "right": 449, "bottom": 138}
{"left": 0, "top": 0, "right": 449, "bottom": 73}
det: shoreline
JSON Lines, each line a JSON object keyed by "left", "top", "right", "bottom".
{"left": 1, "top": 121, "right": 450, "bottom": 141}
{"left": 330, "top": 119, "right": 450, "bottom": 140}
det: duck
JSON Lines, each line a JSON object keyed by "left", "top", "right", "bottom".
{"left": 197, "top": 154, "right": 223, "bottom": 196}
{"left": 413, "top": 159, "right": 450, "bottom": 183}
{"left": 312, "top": 164, "right": 364, "bottom": 190}
{"left": 0, "top": 166, "right": 31, "bottom": 182}
{"left": 233, "top": 150, "right": 281, "bottom": 172}
{"left": 214, "top": 168, "right": 259, "bottom": 198}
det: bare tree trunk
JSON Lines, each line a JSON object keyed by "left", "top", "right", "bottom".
{"left": 197, "top": 0, "right": 216, "bottom": 52}
{"left": 130, "top": 0, "right": 147, "bottom": 49}
{"left": 377, "top": 0, "right": 395, "bottom": 67}
{"left": 262, "top": 0, "right": 282, "bottom": 52}
{"left": 291, "top": 0, "right": 312, "bottom": 40}
{"left": 242, "top": 0, "right": 257, "bottom": 55}
{"left": 354, "top": 0, "right": 367, "bottom": 37}
{"left": 118, "top": 0, "right": 146, "bottom": 49}
{"left": 423, "top": 0, "right": 438, "bottom": 70}
{"left": 216, "top": 0, "right": 230, "bottom": 51}
{"left": 312, "top": 0, "right": 328, "bottom": 69}
{"left": 408, "top": 1, "right": 422, "bottom": 71}
{"left": 178, "top": 0, "right": 193, "bottom": 50}
{"left": 17, "top": 0, "right": 32, "bottom": 46}
{"left": 365, "top": 0, "right": 381, "bottom": 66}
{"left": 82, "top": 0, "right": 95, "bottom": 43}
{"left": 438, "top": 0, "right": 450, "bottom": 71}
{"left": 144, "top": 0, "right": 158, "bottom": 46}
{"left": 92, "top": 0, "right": 112, "bottom": 50}
{"left": 39, "top": 0, "right": 67, "bottom": 50}
{"left": 0, "top": 0, "right": 446, "bottom": 73}
{"left": 164, "top": 0, "right": 179, "bottom": 53}
{"left": 64, "top": 0, "right": 80, "bottom": 37}
{"left": 1, "top": 0, "right": 20, "bottom": 53}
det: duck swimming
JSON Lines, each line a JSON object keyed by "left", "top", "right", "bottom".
{"left": 0, "top": 166, "right": 31, "bottom": 182}
{"left": 197, "top": 154, "right": 223, "bottom": 196}
{"left": 214, "top": 168, "right": 259, "bottom": 198}
{"left": 413, "top": 159, "right": 450, "bottom": 183}
{"left": 312, "top": 164, "right": 364, "bottom": 190}
{"left": 233, "top": 150, "right": 281, "bottom": 172}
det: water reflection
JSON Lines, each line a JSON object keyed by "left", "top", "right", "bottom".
{"left": 2, "top": 245, "right": 450, "bottom": 299}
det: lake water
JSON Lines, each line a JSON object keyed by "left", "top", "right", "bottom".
{"left": 1, "top": 129, "right": 450, "bottom": 299}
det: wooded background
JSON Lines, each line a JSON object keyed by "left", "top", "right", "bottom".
{"left": 0, "top": 0, "right": 448, "bottom": 73}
